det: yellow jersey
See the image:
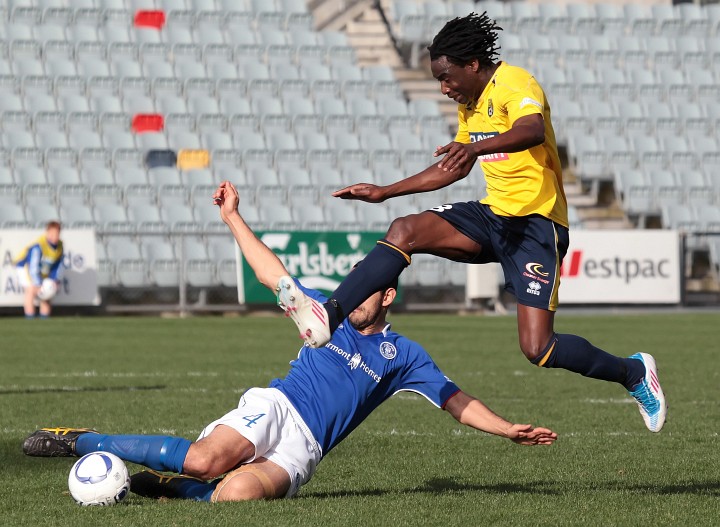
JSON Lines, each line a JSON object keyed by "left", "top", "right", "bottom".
{"left": 454, "top": 62, "right": 568, "bottom": 227}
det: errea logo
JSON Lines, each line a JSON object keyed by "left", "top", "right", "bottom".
{"left": 527, "top": 281, "right": 541, "bottom": 296}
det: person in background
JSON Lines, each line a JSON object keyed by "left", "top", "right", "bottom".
{"left": 14, "top": 221, "right": 64, "bottom": 319}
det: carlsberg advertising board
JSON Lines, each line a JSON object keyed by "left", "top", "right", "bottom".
{"left": 238, "top": 232, "right": 385, "bottom": 304}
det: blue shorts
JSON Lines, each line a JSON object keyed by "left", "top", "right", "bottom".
{"left": 428, "top": 201, "right": 569, "bottom": 311}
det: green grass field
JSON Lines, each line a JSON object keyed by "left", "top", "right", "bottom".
{"left": 1, "top": 313, "right": 719, "bottom": 526}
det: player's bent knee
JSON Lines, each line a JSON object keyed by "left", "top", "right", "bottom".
{"left": 518, "top": 338, "right": 546, "bottom": 362}
{"left": 211, "top": 465, "right": 284, "bottom": 502}
{"left": 385, "top": 216, "right": 418, "bottom": 248}
{"left": 213, "top": 473, "right": 267, "bottom": 502}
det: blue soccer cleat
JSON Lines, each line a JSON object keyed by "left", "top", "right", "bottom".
{"left": 627, "top": 353, "right": 667, "bottom": 432}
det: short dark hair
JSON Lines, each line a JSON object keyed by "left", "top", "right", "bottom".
{"left": 427, "top": 12, "right": 502, "bottom": 67}
{"left": 46, "top": 221, "right": 61, "bottom": 231}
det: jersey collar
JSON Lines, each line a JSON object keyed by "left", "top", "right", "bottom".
{"left": 382, "top": 324, "right": 391, "bottom": 337}
{"left": 469, "top": 61, "right": 504, "bottom": 111}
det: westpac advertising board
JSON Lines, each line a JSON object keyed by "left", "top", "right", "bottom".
{"left": 559, "top": 230, "right": 680, "bottom": 304}
{"left": 237, "top": 232, "right": 384, "bottom": 304}
{"left": 0, "top": 229, "right": 100, "bottom": 306}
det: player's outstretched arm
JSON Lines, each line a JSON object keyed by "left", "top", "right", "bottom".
{"left": 445, "top": 391, "right": 557, "bottom": 446}
{"left": 332, "top": 158, "right": 474, "bottom": 203}
{"left": 213, "top": 181, "right": 289, "bottom": 291}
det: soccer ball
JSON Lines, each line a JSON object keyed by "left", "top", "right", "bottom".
{"left": 37, "top": 278, "right": 58, "bottom": 301}
{"left": 68, "top": 452, "right": 130, "bottom": 506}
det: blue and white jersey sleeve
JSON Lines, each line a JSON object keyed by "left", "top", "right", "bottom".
{"left": 396, "top": 339, "right": 460, "bottom": 409}
{"left": 28, "top": 246, "right": 43, "bottom": 286}
{"left": 49, "top": 256, "right": 63, "bottom": 281}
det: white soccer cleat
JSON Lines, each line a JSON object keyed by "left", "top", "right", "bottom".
{"left": 627, "top": 352, "right": 667, "bottom": 433}
{"left": 276, "top": 276, "right": 331, "bottom": 348}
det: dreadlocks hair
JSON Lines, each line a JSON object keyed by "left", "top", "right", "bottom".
{"left": 427, "top": 12, "right": 502, "bottom": 68}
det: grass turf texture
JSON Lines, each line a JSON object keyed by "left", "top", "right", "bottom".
{"left": 1, "top": 314, "right": 719, "bottom": 526}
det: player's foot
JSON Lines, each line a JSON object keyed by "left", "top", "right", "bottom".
{"left": 276, "top": 276, "right": 331, "bottom": 348}
{"left": 22, "top": 427, "right": 99, "bottom": 457}
{"left": 130, "top": 470, "right": 206, "bottom": 499}
{"left": 627, "top": 353, "right": 667, "bottom": 432}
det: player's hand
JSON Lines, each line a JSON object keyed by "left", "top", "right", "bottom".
{"left": 213, "top": 181, "right": 240, "bottom": 223}
{"left": 507, "top": 424, "right": 558, "bottom": 446}
{"left": 434, "top": 141, "right": 477, "bottom": 172}
{"left": 332, "top": 183, "right": 387, "bottom": 203}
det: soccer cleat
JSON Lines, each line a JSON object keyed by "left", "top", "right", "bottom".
{"left": 22, "top": 427, "right": 99, "bottom": 457}
{"left": 627, "top": 353, "right": 667, "bottom": 433}
{"left": 130, "top": 470, "right": 206, "bottom": 500}
{"left": 276, "top": 276, "right": 331, "bottom": 348}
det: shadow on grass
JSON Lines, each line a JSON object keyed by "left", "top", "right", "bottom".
{"left": 0, "top": 385, "right": 166, "bottom": 395}
{"left": 302, "top": 478, "right": 561, "bottom": 499}
{"left": 601, "top": 481, "right": 720, "bottom": 496}
{"left": 303, "top": 478, "right": 720, "bottom": 499}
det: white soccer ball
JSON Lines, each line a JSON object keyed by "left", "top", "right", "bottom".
{"left": 37, "top": 278, "right": 58, "bottom": 301}
{"left": 68, "top": 452, "right": 131, "bottom": 506}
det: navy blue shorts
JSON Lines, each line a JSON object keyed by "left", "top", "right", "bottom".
{"left": 428, "top": 202, "right": 569, "bottom": 311}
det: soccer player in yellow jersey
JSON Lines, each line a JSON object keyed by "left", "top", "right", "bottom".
{"left": 276, "top": 13, "right": 666, "bottom": 432}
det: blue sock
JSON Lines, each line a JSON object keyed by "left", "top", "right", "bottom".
{"left": 39, "top": 314, "right": 49, "bottom": 319}
{"left": 173, "top": 479, "right": 220, "bottom": 501}
{"left": 325, "top": 239, "right": 410, "bottom": 331}
{"left": 24, "top": 314, "right": 35, "bottom": 319}
{"left": 76, "top": 434, "right": 192, "bottom": 474}
{"left": 532, "top": 333, "right": 645, "bottom": 390}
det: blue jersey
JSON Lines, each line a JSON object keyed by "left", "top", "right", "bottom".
{"left": 269, "top": 280, "right": 460, "bottom": 456}
{"left": 14, "top": 236, "right": 64, "bottom": 286}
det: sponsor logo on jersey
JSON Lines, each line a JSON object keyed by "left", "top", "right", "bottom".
{"left": 520, "top": 97, "right": 543, "bottom": 111}
{"left": 526, "top": 281, "right": 541, "bottom": 296}
{"left": 335, "top": 348, "right": 382, "bottom": 383}
{"left": 348, "top": 352, "right": 362, "bottom": 370}
{"left": 379, "top": 341, "right": 397, "bottom": 360}
{"left": 525, "top": 262, "right": 549, "bottom": 277}
{"left": 469, "top": 131, "right": 509, "bottom": 162}
{"left": 487, "top": 98, "right": 493, "bottom": 117}
{"left": 522, "top": 261, "right": 551, "bottom": 285}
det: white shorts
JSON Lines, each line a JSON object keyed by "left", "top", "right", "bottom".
{"left": 197, "top": 387, "right": 322, "bottom": 498}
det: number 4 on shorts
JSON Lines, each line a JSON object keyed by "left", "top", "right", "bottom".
{"left": 242, "top": 414, "right": 266, "bottom": 428}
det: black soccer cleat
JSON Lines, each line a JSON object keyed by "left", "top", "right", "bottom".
{"left": 22, "top": 427, "right": 99, "bottom": 457}
{"left": 130, "top": 470, "right": 207, "bottom": 500}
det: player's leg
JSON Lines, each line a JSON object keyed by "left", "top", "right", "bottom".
{"left": 130, "top": 425, "right": 259, "bottom": 501}
{"left": 23, "top": 285, "right": 38, "bottom": 318}
{"left": 517, "top": 304, "right": 644, "bottom": 387}
{"left": 504, "top": 217, "right": 666, "bottom": 431}
{"left": 39, "top": 299, "right": 51, "bottom": 318}
{"left": 210, "top": 457, "right": 291, "bottom": 501}
{"left": 182, "top": 424, "right": 255, "bottom": 479}
{"left": 278, "top": 207, "right": 482, "bottom": 346}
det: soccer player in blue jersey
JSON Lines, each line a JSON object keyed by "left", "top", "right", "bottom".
{"left": 14, "top": 221, "right": 64, "bottom": 318}
{"left": 275, "top": 13, "right": 666, "bottom": 433}
{"left": 23, "top": 181, "right": 557, "bottom": 502}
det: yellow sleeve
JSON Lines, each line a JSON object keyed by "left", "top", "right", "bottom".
{"left": 454, "top": 106, "right": 471, "bottom": 144}
{"left": 502, "top": 76, "right": 545, "bottom": 126}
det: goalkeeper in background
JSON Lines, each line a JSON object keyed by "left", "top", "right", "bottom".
{"left": 14, "top": 221, "right": 64, "bottom": 318}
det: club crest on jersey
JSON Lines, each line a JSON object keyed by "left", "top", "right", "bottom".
{"left": 379, "top": 342, "right": 397, "bottom": 360}
{"left": 348, "top": 353, "right": 362, "bottom": 370}
{"left": 487, "top": 98, "right": 493, "bottom": 117}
